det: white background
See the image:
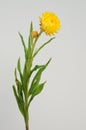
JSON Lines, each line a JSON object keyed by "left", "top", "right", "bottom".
{"left": 0, "top": 0, "right": 86, "bottom": 130}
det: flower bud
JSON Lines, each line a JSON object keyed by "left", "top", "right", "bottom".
{"left": 32, "top": 31, "right": 39, "bottom": 38}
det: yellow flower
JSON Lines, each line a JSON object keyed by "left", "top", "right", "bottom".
{"left": 40, "top": 12, "right": 60, "bottom": 35}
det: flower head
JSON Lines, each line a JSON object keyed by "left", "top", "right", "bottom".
{"left": 40, "top": 12, "right": 60, "bottom": 35}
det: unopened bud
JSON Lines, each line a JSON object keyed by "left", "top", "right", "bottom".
{"left": 32, "top": 31, "right": 39, "bottom": 38}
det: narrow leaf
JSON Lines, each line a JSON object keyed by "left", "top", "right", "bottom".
{"left": 29, "top": 64, "right": 44, "bottom": 77}
{"left": 12, "top": 86, "right": 25, "bottom": 117}
{"left": 14, "top": 67, "right": 23, "bottom": 93}
{"left": 18, "top": 32, "right": 27, "bottom": 59}
{"left": 28, "top": 59, "right": 51, "bottom": 96}
{"left": 14, "top": 68, "right": 17, "bottom": 79}
{"left": 27, "top": 22, "right": 33, "bottom": 59}
{"left": 33, "top": 37, "right": 55, "bottom": 57}
{"left": 17, "top": 57, "right": 23, "bottom": 82}
{"left": 28, "top": 82, "right": 46, "bottom": 106}
{"left": 32, "top": 81, "right": 46, "bottom": 96}
{"left": 15, "top": 79, "right": 22, "bottom": 94}
{"left": 29, "top": 22, "right": 33, "bottom": 47}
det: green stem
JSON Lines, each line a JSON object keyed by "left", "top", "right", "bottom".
{"left": 25, "top": 113, "right": 29, "bottom": 130}
{"left": 25, "top": 119, "right": 29, "bottom": 130}
{"left": 31, "top": 30, "right": 43, "bottom": 55}
{"left": 24, "top": 97, "right": 29, "bottom": 130}
{"left": 24, "top": 30, "right": 42, "bottom": 130}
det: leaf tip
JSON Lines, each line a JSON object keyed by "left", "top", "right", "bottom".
{"left": 46, "top": 58, "right": 52, "bottom": 66}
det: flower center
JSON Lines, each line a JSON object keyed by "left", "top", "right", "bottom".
{"left": 51, "top": 19, "right": 54, "bottom": 23}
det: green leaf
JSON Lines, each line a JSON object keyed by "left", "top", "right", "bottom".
{"left": 14, "top": 68, "right": 22, "bottom": 92}
{"left": 29, "top": 64, "right": 44, "bottom": 77}
{"left": 15, "top": 79, "right": 22, "bottom": 93}
{"left": 27, "top": 22, "right": 33, "bottom": 59}
{"left": 28, "top": 59, "right": 51, "bottom": 96}
{"left": 14, "top": 68, "right": 17, "bottom": 80}
{"left": 28, "top": 82, "right": 46, "bottom": 106}
{"left": 17, "top": 57, "right": 23, "bottom": 82}
{"left": 33, "top": 37, "right": 55, "bottom": 57}
{"left": 12, "top": 86, "right": 25, "bottom": 117}
{"left": 31, "top": 81, "right": 46, "bottom": 96}
{"left": 14, "top": 67, "right": 23, "bottom": 97}
{"left": 30, "top": 22, "right": 33, "bottom": 35}
{"left": 18, "top": 32, "right": 27, "bottom": 59}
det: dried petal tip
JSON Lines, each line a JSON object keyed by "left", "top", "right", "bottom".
{"left": 32, "top": 31, "right": 39, "bottom": 38}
